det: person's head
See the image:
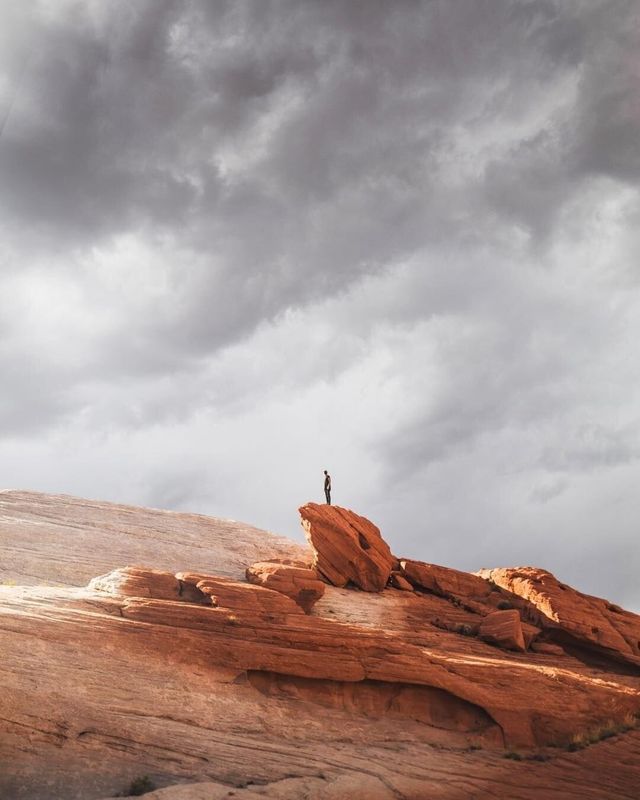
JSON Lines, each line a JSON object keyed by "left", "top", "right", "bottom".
{"left": 324, "top": 470, "right": 328, "bottom": 475}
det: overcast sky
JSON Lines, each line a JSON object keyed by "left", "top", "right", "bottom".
{"left": 1, "top": 0, "right": 640, "bottom": 609}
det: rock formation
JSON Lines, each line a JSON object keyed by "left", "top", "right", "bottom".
{"left": 1, "top": 490, "right": 640, "bottom": 800}
{"left": 245, "top": 561, "right": 325, "bottom": 612}
{"left": 479, "top": 566, "right": 640, "bottom": 667}
{"left": 299, "top": 503, "right": 394, "bottom": 591}
{"left": 478, "top": 609, "right": 526, "bottom": 652}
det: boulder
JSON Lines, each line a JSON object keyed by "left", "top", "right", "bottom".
{"left": 299, "top": 504, "right": 394, "bottom": 592}
{"left": 478, "top": 609, "right": 526, "bottom": 652}
{"left": 400, "top": 560, "right": 492, "bottom": 602}
{"left": 245, "top": 561, "right": 325, "bottom": 612}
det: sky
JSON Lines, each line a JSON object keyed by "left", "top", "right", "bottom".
{"left": 1, "top": 0, "right": 640, "bottom": 609}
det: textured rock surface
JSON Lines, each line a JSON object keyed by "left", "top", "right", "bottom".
{"left": 401, "top": 559, "right": 492, "bottom": 601}
{"left": 177, "top": 571, "right": 304, "bottom": 616}
{"left": 299, "top": 503, "right": 394, "bottom": 591}
{"left": 479, "top": 610, "right": 526, "bottom": 652}
{"left": 2, "top": 491, "right": 640, "bottom": 800}
{"left": 89, "top": 566, "right": 199, "bottom": 602}
{"left": 245, "top": 561, "right": 325, "bottom": 612}
{"left": 479, "top": 566, "right": 640, "bottom": 666}
{"left": 389, "top": 571, "right": 414, "bottom": 591}
{"left": 99, "top": 774, "right": 399, "bottom": 800}
{"left": 0, "top": 489, "right": 307, "bottom": 587}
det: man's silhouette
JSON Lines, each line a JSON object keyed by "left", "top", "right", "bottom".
{"left": 324, "top": 470, "right": 331, "bottom": 505}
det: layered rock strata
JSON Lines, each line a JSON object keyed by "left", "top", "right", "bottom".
{"left": 245, "top": 561, "right": 325, "bottom": 612}
{"left": 66, "top": 564, "right": 640, "bottom": 749}
{"left": 479, "top": 566, "right": 640, "bottom": 667}
{"left": 2, "top": 491, "right": 640, "bottom": 800}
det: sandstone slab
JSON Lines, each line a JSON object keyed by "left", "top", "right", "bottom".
{"left": 88, "top": 565, "right": 174, "bottom": 598}
{"left": 176, "top": 571, "right": 304, "bottom": 616}
{"left": 0, "top": 489, "right": 309, "bottom": 588}
{"left": 245, "top": 561, "right": 325, "bottom": 612}
{"left": 400, "top": 559, "right": 492, "bottom": 601}
{"left": 479, "top": 610, "right": 526, "bottom": 652}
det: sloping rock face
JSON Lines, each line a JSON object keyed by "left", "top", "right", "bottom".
{"left": 479, "top": 567, "right": 640, "bottom": 666}
{"left": 2, "top": 491, "right": 640, "bottom": 800}
{"left": 245, "top": 562, "right": 325, "bottom": 612}
{"left": 299, "top": 503, "right": 394, "bottom": 591}
{"left": 0, "top": 489, "right": 307, "bottom": 587}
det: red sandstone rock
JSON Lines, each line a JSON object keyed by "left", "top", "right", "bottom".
{"left": 389, "top": 571, "right": 414, "bottom": 591}
{"left": 177, "top": 571, "right": 304, "bottom": 615}
{"left": 245, "top": 561, "right": 325, "bottom": 613}
{"left": 3, "top": 492, "right": 640, "bottom": 800}
{"left": 81, "top": 566, "right": 640, "bottom": 751}
{"left": 521, "top": 621, "right": 541, "bottom": 649}
{"left": 400, "top": 559, "right": 492, "bottom": 601}
{"left": 479, "top": 567, "right": 640, "bottom": 666}
{"left": 479, "top": 610, "right": 526, "bottom": 652}
{"left": 89, "top": 566, "right": 181, "bottom": 600}
{"left": 299, "top": 503, "right": 394, "bottom": 592}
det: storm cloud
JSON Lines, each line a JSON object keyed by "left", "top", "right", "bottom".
{"left": 1, "top": 0, "right": 640, "bottom": 609}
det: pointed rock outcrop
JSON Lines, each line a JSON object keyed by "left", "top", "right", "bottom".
{"left": 298, "top": 503, "right": 394, "bottom": 592}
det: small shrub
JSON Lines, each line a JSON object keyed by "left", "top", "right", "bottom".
{"left": 567, "top": 732, "right": 588, "bottom": 751}
{"left": 503, "top": 751, "right": 523, "bottom": 760}
{"left": 126, "top": 775, "right": 156, "bottom": 796}
{"left": 565, "top": 716, "right": 640, "bottom": 751}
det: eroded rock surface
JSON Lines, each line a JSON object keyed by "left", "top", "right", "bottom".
{"left": 299, "top": 503, "right": 394, "bottom": 591}
{"left": 245, "top": 561, "right": 325, "bottom": 612}
{"left": 479, "top": 610, "right": 526, "bottom": 652}
{"left": 479, "top": 566, "right": 640, "bottom": 666}
{"left": 0, "top": 489, "right": 307, "bottom": 587}
{"left": 401, "top": 559, "right": 492, "bottom": 602}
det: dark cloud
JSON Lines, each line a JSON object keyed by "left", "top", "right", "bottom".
{"left": 0, "top": 1, "right": 639, "bottom": 608}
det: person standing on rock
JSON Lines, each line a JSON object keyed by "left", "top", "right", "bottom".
{"left": 323, "top": 470, "right": 331, "bottom": 505}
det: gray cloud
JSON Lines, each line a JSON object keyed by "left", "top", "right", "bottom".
{"left": 0, "top": 0, "right": 639, "bottom": 609}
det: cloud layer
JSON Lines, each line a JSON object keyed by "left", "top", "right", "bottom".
{"left": 1, "top": 0, "right": 640, "bottom": 608}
